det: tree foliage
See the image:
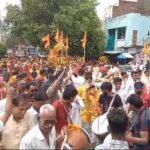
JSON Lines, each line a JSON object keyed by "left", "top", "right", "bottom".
{"left": 0, "top": 44, "right": 7, "bottom": 59}
{"left": 4, "top": 0, "right": 105, "bottom": 58}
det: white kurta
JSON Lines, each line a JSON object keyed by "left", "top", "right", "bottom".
{"left": 71, "top": 75, "right": 85, "bottom": 88}
{"left": 70, "top": 95, "right": 85, "bottom": 127}
{"left": 27, "top": 106, "right": 39, "bottom": 126}
{"left": 19, "top": 125, "right": 56, "bottom": 149}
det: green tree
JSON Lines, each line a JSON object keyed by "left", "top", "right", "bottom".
{"left": 52, "top": 0, "right": 105, "bottom": 57}
{"left": 4, "top": 0, "right": 105, "bottom": 58}
{"left": 21, "top": 0, "right": 56, "bottom": 46}
{"left": 0, "top": 44, "right": 7, "bottom": 59}
{"left": 5, "top": 5, "right": 25, "bottom": 44}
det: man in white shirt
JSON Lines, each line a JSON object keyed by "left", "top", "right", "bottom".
{"left": 112, "top": 64, "right": 120, "bottom": 77}
{"left": 112, "top": 77, "right": 127, "bottom": 110}
{"left": 107, "top": 65, "right": 120, "bottom": 78}
{"left": 95, "top": 109, "right": 129, "bottom": 149}
{"left": 70, "top": 95, "right": 85, "bottom": 126}
{"left": 120, "top": 71, "right": 128, "bottom": 91}
{"left": 124, "top": 71, "right": 141, "bottom": 98}
{"left": 20, "top": 104, "right": 57, "bottom": 149}
{"left": 92, "top": 64, "right": 102, "bottom": 88}
{"left": 131, "top": 61, "right": 139, "bottom": 71}
{"left": 71, "top": 69, "right": 85, "bottom": 88}
{"left": 28, "top": 90, "right": 46, "bottom": 126}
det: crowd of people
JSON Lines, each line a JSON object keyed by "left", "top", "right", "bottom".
{"left": 0, "top": 55, "right": 150, "bottom": 149}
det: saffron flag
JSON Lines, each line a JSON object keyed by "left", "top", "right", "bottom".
{"left": 58, "top": 31, "right": 64, "bottom": 49}
{"left": 55, "top": 29, "right": 60, "bottom": 43}
{"left": 59, "top": 31, "right": 64, "bottom": 44}
{"left": 66, "top": 36, "right": 69, "bottom": 50}
{"left": 42, "top": 34, "right": 50, "bottom": 49}
{"left": 82, "top": 32, "right": 87, "bottom": 49}
{"left": 51, "top": 31, "right": 65, "bottom": 57}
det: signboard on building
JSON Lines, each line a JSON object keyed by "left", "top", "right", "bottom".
{"left": 144, "top": 42, "right": 150, "bottom": 55}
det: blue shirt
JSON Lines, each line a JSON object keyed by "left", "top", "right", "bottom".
{"left": 130, "top": 107, "right": 150, "bottom": 150}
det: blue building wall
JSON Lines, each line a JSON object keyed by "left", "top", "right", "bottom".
{"left": 104, "top": 13, "right": 150, "bottom": 50}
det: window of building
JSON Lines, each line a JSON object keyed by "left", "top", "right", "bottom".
{"left": 117, "top": 27, "right": 126, "bottom": 39}
{"left": 108, "top": 29, "right": 115, "bottom": 35}
{"left": 132, "top": 30, "right": 138, "bottom": 45}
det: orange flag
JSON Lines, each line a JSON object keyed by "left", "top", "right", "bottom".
{"left": 82, "top": 32, "right": 87, "bottom": 49}
{"left": 66, "top": 36, "right": 69, "bottom": 50}
{"left": 42, "top": 34, "right": 50, "bottom": 49}
{"left": 55, "top": 29, "right": 60, "bottom": 43}
{"left": 59, "top": 31, "right": 64, "bottom": 44}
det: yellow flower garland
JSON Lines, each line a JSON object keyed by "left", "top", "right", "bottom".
{"left": 81, "top": 88, "right": 101, "bottom": 124}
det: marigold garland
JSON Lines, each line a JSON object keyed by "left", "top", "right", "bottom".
{"left": 67, "top": 123, "right": 81, "bottom": 135}
{"left": 81, "top": 88, "right": 101, "bottom": 124}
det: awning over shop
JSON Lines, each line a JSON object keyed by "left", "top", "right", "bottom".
{"left": 117, "top": 53, "right": 134, "bottom": 59}
{"left": 104, "top": 50, "right": 123, "bottom": 54}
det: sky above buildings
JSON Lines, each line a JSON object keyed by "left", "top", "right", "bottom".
{"left": 0, "top": 0, "right": 21, "bottom": 18}
{"left": 96, "top": 0, "right": 119, "bottom": 20}
{"left": 0, "top": 0, "right": 119, "bottom": 20}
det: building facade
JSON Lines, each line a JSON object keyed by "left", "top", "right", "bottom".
{"left": 105, "top": 13, "right": 150, "bottom": 50}
{"left": 103, "top": 0, "right": 150, "bottom": 51}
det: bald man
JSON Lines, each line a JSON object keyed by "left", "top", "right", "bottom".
{"left": 19, "top": 104, "right": 57, "bottom": 149}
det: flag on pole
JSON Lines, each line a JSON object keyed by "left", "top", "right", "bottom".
{"left": 82, "top": 32, "right": 87, "bottom": 49}
{"left": 55, "top": 29, "right": 60, "bottom": 43}
{"left": 59, "top": 31, "right": 64, "bottom": 61}
{"left": 66, "top": 36, "right": 69, "bottom": 50}
{"left": 42, "top": 34, "right": 50, "bottom": 49}
{"left": 59, "top": 31, "right": 64, "bottom": 44}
